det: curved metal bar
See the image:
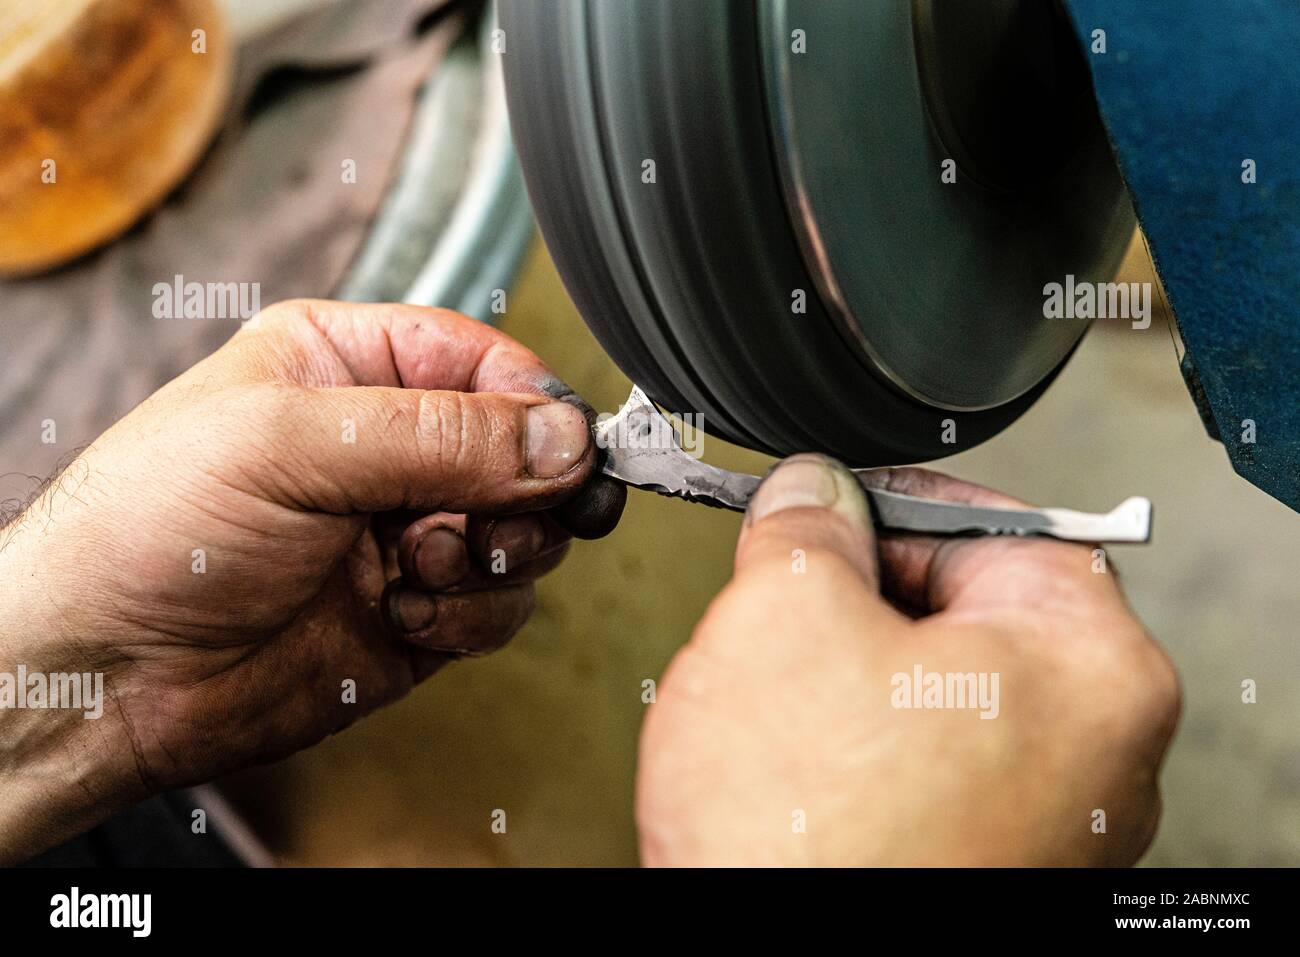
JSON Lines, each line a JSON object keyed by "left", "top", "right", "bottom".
{"left": 340, "top": 2, "right": 534, "bottom": 324}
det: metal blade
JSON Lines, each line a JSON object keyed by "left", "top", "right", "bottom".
{"left": 865, "top": 488, "right": 1152, "bottom": 543}
{"left": 596, "top": 386, "right": 1152, "bottom": 543}
{"left": 595, "top": 385, "right": 760, "bottom": 509}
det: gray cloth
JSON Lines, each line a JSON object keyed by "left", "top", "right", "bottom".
{"left": 0, "top": 0, "right": 457, "bottom": 505}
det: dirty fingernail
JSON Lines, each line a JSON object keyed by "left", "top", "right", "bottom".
{"left": 389, "top": 588, "right": 438, "bottom": 633}
{"left": 413, "top": 527, "right": 468, "bottom": 590}
{"left": 526, "top": 402, "right": 590, "bottom": 478}
{"left": 746, "top": 453, "right": 870, "bottom": 527}
{"left": 486, "top": 516, "right": 548, "bottom": 572}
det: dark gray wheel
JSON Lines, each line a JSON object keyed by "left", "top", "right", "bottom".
{"left": 500, "top": 0, "right": 1133, "bottom": 463}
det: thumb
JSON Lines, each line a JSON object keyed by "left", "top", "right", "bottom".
{"left": 245, "top": 384, "right": 595, "bottom": 515}
{"left": 734, "top": 454, "right": 881, "bottom": 590}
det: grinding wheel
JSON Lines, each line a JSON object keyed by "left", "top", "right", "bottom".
{"left": 500, "top": 0, "right": 1134, "bottom": 464}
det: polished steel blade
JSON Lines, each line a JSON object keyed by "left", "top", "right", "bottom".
{"left": 866, "top": 489, "right": 1152, "bottom": 543}
{"left": 597, "top": 386, "right": 1152, "bottom": 543}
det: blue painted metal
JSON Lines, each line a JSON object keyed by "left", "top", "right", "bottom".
{"left": 1064, "top": 0, "right": 1300, "bottom": 510}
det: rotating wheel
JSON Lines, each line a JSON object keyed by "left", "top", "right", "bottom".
{"left": 500, "top": 0, "right": 1134, "bottom": 463}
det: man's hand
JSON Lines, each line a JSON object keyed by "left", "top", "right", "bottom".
{"left": 0, "top": 299, "right": 623, "bottom": 862}
{"left": 637, "top": 455, "right": 1179, "bottom": 866}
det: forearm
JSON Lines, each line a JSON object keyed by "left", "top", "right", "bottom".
{"left": 0, "top": 525, "right": 149, "bottom": 864}
{"left": 0, "top": 691, "right": 146, "bottom": 864}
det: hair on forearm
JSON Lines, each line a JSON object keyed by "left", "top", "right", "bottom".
{"left": 0, "top": 448, "right": 88, "bottom": 552}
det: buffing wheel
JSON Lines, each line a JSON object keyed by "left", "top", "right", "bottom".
{"left": 500, "top": 0, "right": 1134, "bottom": 464}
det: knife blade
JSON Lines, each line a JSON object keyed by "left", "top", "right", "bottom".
{"left": 594, "top": 385, "right": 1152, "bottom": 544}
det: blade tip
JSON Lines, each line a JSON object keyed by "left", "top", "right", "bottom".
{"left": 1115, "top": 496, "right": 1153, "bottom": 542}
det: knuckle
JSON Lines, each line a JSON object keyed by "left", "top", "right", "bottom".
{"left": 710, "top": 544, "right": 860, "bottom": 633}
{"left": 1077, "top": 627, "right": 1181, "bottom": 745}
{"left": 253, "top": 298, "right": 314, "bottom": 329}
{"left": 798, "top": 544, "right": 867, "bottom": 589}
{"left": 417, "top": 392, "right": 518, "bottom": 479}
{"left": 1136, "top": 639, "right": 1183, "bottom": 736}
{"left": 417, "top": 390, "right": 473, "bottom": 473}
{"left": 742, "top": 542, "right": 854, "bottom": 597}
{"left": 745, "top": 519, "right": 868, "bottom": 577}
{"left": 239, "top": 381, "right": 303, "bottom": 440}
{"left": 220, "top": 381, "right": 312, "bottom": 479}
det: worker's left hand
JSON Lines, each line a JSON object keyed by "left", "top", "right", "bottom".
{"left": 0, "top": 299, "right": 623, "bottom": 862}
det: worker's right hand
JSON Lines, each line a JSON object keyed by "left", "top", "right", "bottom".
{"left": 638, "top": 455, "right": 1181, "bottom": 866}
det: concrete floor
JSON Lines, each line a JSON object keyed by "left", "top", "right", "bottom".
{"left": 933, "top": 247, "right": 1300, "bottom": 867}
{"left": 225, "top": 237, "right": 1300, "bottom": 866}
